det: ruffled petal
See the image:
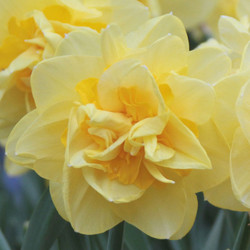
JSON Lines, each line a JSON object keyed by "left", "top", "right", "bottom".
{"left": 82, "top": 167, "right": 145, "bottom": 203}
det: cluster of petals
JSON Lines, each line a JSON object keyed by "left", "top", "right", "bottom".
{"left": 1, "top": 0, "right": 250, "bottom": 240}
{"left": 200, "top": 3, "right": 250, "bottom": 211}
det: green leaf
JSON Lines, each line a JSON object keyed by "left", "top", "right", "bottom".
{"left": 21, "top": 188, "right": 67, "bottom": 250}
{"left": 58, "top": 223, "right": 90, "bottom": 250}
{"left": 124, "top": 223, "right": 152, "bottom": 250}
{"left": 0, "top": 229, "right": 11, "bottom": 250}
{"left": 203, "top": 210, "right": 225, "bottom": 250}
{"left": 232, "top": 213, "right": 250, "bottom": 250}
{"left": 106, "top": 222, "right": 124, "bottom": 250}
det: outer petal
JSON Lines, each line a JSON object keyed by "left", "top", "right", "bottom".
{"left": 55, "top": 29, "right": 101, "bottom": 57}
{"left": 112, "top": 181, "right": 194, "bottom": 239}
{"left": 185, "top": 120, "right": 230, "bottom": 192}
{"left": 31, "top": 55, "right": 104, "bottom": 111}
{"left": 213, "top": 72, "right": 249, "bottom": 145}
{"left": 204, "top": 178, "right": 248, "bottom": 211}
{"left": 6, "top": 102, "right": 72, "bottom": 182}
{"left": 167, "top": 74, "right": 215, "bottom": 125}
{"left": 50, "top": 181, "right": 68, "bottom": 221}
{"left": 0, "top": 86, "right": 26, "bottom": 139}
{"left": 219, "top": 16, "right": 250, "bottom": 53}
{"left": 170, "top": 187, "right": 198, "bottom": 240}
{"left": 101, "top": 24, "right": 128, "bottom": 67}
{"left": 188, "top": 47, "right": 231, "bottom": 84}
{"left": 82, "top": 168, "right": 145, "bottom": 203}
{"left": 230, "top": 128, "right": 250, "bottom": 208}
{"left": 141, "top": 35, "right": 187, "bottom": 78}
{"left": 126, "top": 14, "right": 188, "bottom": 50}
{"left": 4, "top": 158, "right": 28, "bottom": 176}
{"left": 240, "top": 41, "right": 250, "bottom": 71}
{"left": 236, "top": 80, "right": 250, "bottom": 143}
{"left": 63, "top": 167, "right": 122, "bottom": 234}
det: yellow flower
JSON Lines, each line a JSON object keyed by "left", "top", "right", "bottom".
{"left": 199, "top": 12, "right": 250, "bottom": 210}
{"left": 0, "top": 0, "right": 149, "bottom": 175}
{"left": 7, "top": 14, "right": 224, "bottom": 238}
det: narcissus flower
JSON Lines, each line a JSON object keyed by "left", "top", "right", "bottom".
{"left": 0, "top": 0, "right": 149, "bottom": 174}
{"left": 7, "top": 14, "right": 231, "bottom": 238}
{"left": 200, "top": 11, "right": 250, "bottom": 210}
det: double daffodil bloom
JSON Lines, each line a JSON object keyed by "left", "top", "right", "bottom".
{"left": 0, "top": 0, "right": 149, "bottom": 175}
{"left": 7, "top": 14, "right": 232, "bottom": 238}
{"left": 200, "top": 8, "right": 250, "bottom": 210}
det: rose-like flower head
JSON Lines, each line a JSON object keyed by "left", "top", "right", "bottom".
{"left": 6, "top": 14, "right": 222, "bottom": 238}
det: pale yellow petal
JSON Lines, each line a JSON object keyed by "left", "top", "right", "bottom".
{"left": 126, "top": 14, "right": 188, "bottom": 50}
{"left": 31, "top": 55, "right": 104, "bottom": 111}
{"left": 0, "top": 86, "right": 26, "bottom": 139}
{"left": 236, "top": 80, "right": 250, "bottom": 143}
{"left": 204, "top": 178, "right": 248, "bottom": 211}
{"left": 141, "top": 35, "right": 187, "bottom": 78}
{"left": 237, "top": 0, "right": 250, "bottom": 19}
{"left": 112, "top": 182, "right": 192, "bottom": 239}
{"left": 63, "top": 167, "right": 122, "bottom": 234}
{"left": 213, "top": 72, "right": 249, "bottom": 145}
{"left": 230, "top": 128, "right": 250, "bottom": 208}
{"left": 240, "top": 42, "right": 250, "bottom": 71}
{"left": 167, "top": 74, "right": 215, "bottom": 124}
{"left": 6, "top": 110, "right": 38, "bottom": 165}
{"left": 219, "top": 16, "right": 250, "bottom": 53}
{"left": 185, "top": 120, "right": 230, "bottom": 192}
{"left": 101, "top": 24, "right": 128, "bottom": 67}
{"left": 188, "top": 47, "right": 231, "bottom": 84}
{"left": 170, "top": 187, "right": 198, "bottom": 240}
{"left": 160, "top": 114, "right": 212, "bottom": 170}
{"left": 49, "top": 181, "right": 69, "bottom": 221}
{"left": 110, "top": 0, "right": 150, "bottom": 34}
{"left": 56, "top": 29, "right": 101, "bottom": 57}
{"left": 82, "top": 168, "right": 145, "bottom": 203}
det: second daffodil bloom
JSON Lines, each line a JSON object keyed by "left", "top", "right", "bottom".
{"left": 202, "top": 7, "right": 250, "bottom": 211}
{"left": 0, "top": 0, "right": 149, "bottom": 175}
{"left": 7, "top": 14, "right": 223, "bottom": 239}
